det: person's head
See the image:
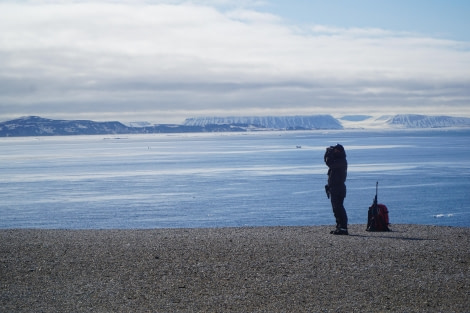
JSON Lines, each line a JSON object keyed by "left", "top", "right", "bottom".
{"left": 324, "top": 143, "right": 346, "bottom": 162}
{"left": 332, "top": 144, "right": 346, "bottom": 158}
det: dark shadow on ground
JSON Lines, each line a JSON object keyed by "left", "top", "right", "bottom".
{"left": 348, "top": 233, "right": 438, "bottom": 241}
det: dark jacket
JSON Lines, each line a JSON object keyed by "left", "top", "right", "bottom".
{"left": 325, "top": 146, "right": 347, "bottom": 197}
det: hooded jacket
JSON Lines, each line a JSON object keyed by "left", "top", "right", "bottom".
{"left": 325, "top": 145, "right": 347, "bottom": 197}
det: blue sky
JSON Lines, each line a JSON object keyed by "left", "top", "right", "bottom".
{"left": 0, "top": 0, "right": 469, "bottom": 123}
{"left": 267, "top": 0, "right": 470, "bottom": 40}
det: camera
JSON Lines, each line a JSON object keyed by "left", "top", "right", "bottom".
{"left": 324, "top": 146, "right": 335, "bottom": 163}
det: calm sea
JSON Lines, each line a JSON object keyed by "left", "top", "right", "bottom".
{"left": 1, "top": 129, "right": 469, "bottom": 228}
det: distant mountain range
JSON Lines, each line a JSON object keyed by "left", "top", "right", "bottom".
{"left": 0, "top": 116, "right": 246, "bottom": 137}
{"left": 183, "top": 115, "right": 343, "bottom": 130}
{"left": 1, "top": 114, "right": 469, "bottom": 137}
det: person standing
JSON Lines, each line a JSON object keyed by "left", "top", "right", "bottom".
{"left": 324, "top": 144, "right": 348, "bottom": 235}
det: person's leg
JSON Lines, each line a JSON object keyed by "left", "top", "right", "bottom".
{"left": 330, "top": 193, "right": 348, "bottom": 233}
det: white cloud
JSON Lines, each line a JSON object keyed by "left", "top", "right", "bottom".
{"left": 0, "top": 1, "right": 469, "bottom": 123}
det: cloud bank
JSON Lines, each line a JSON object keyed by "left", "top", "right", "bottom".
{"left": 1, "top": 1, "right": 469, "bottom": 123}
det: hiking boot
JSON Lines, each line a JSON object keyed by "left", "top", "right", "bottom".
{"left": 330, "top": 228, "right": 349, "bottom": 235}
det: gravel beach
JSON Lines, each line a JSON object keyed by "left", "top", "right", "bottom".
{"left": 1, "top": 224, "right": 469, "bottom": 312}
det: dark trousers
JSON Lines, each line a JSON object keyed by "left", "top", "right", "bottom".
{"left": 331, "top": 193, "right": 348, "bottom": 229}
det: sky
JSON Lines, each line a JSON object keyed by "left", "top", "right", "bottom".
{"left": 1, "top": 0, "right": 469, "bottom": 124}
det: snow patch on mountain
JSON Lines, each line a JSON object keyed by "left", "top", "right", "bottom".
{"left": 339, "top": 115, "right": 393, "bottom": 129}
{"left": 123, "top": 121, "right": 153, "bottom": 128}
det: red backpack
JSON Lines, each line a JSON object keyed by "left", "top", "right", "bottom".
{"left": 367, "top": 203, "right": 390, "bottom": 231}
{"left": 366, "top": 182, "right": 391, "bottom": 232}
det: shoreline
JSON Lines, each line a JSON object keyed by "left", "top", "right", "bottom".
{"left": 2, "top": 224, "right": 469, "bottom": 312}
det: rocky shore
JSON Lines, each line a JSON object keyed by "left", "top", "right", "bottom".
{"left": 1, "top": 224, "right": 469, "bottom": 312}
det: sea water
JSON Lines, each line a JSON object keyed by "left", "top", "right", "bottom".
{"left": 0, "top": 129, "right": 469, "bottom": 229}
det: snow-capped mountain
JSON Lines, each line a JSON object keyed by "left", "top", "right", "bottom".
{"left": 339, "top": 114, "right": 470, "bottom": 129}
{"left": 386, "top": 114, "right": 470, "bottom": 128}
{"left": 183, "top": 115, "right": 343, "bottom": 130}
{"left": 0, "top": 116, "right": 130, "bottom": 136}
